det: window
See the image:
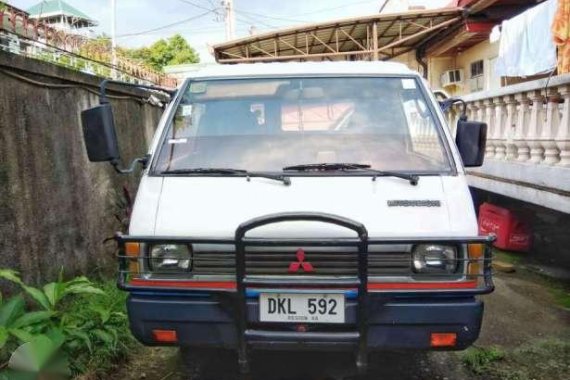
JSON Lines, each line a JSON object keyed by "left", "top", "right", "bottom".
{"left": 154, "top": 77, "right": 451, "bottom": 174}
{"left": 470, "top": 60, "right": 485, "bottom": 91}
{"left": 471, "top": 60, "right": 484, "bottom": 78}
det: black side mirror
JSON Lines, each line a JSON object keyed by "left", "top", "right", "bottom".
{"left": 456, "top": 120, "right": 487, "bottom": 167}
{"left": 81, "top": 104, "right": 120, "bottom": 162}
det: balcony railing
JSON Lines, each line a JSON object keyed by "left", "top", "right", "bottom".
{"left": 445, "top": 74, "right": 570, "bottom": 167}
{"left": 443, "top": 74, "right": 570, "bottom": 213}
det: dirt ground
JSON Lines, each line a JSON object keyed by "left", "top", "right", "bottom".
{"left": 110, "top": 272, "right": 570, "bottom": 380}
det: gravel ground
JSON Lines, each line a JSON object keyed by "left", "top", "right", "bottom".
{"left": 111, "top": 273, "right": 570, "bottom": 380}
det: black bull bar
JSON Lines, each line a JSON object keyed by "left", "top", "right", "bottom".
{"left": 116, "top": 212, "right": 495, "bottom": 375}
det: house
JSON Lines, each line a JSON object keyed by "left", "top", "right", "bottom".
{"left": 26, "top": 0, "right": 97, "bottom": 36}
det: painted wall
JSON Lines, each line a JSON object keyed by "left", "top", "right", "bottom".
{"left": 427, "top": 39, "right": 500, "bottom": 96}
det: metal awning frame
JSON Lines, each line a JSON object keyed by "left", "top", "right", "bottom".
{"left": 213, "top": 9, "right": 464, "bottom": 64}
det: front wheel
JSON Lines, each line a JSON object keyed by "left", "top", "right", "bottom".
{"left": 180, "top": 347, "right": 240, "bottom": 380}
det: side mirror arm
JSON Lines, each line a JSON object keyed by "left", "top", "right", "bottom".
{"left": 111, "top": 154, "right": 150, "bottom": 174}
{"left": 439, "top": 97, "right": 467, "bottom": 121}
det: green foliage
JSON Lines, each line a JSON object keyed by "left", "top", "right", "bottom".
{"left": 463, "top": 339, "right": 570, "bottom": 380}
{"left": 493, "top": 249, "right": 524, "bottom": 265}
{"left": 123, "top": 34, "right": 200, "bottom": 71}
{"left": 0, "top": 270, "right": 135, "bottom": 378}
{"left": 461, "top": 346, "right": 505, "bottom": 374}
{"left": 550, "top": 287, "right": 570, "bottom": 309}
{"left": 59, "top": 281, "right": 135, "bottom": 376}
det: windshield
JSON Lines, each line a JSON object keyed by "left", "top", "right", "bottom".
{"left": 153, "top": 77, "right": 451, "bottom": 174}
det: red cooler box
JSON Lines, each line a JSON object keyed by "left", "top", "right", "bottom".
{"left": 478, "top": 202, "right": 532, "bottom": 252}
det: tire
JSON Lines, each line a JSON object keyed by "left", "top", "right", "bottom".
{"left": 180, "top": 347, "right": 240, "bottom": 380}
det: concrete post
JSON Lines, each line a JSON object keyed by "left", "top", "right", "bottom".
{"left": 556, "top": 85, "right": 570, "bottom": 167}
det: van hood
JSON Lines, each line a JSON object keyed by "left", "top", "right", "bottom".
{"left": 129, "top": 175, "right": 477, "bottom": 238}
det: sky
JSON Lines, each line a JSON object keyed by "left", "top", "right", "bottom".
{"left": 9, "top": 0, "right": 451, "bottom": 62}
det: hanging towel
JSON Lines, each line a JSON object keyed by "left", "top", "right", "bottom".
{"left": 495, "top": 0, "right": 558, "bottom": 77}
{"left": 490, "top": 25, "right": 501, "bottom": 43}
{"left": 552, "top": 0, "right": 570, "bottom": 74}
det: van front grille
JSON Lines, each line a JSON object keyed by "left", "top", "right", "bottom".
{"left": 192, "top": 249, "right": 411, "bottom": 277}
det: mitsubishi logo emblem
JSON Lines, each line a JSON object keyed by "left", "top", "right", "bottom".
{"left": 288, "top": 249, "right": 314, "bottom": 273}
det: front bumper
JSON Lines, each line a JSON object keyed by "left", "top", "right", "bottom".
{"left": 128, "top": 292, "right": 484, "bottom": 350}
{"left": 119, "top": 211, "right": 493, "bottom": 374}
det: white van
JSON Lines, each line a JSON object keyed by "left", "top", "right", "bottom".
{"left": 80, "top": 62, "right": 493, "bottom": 376}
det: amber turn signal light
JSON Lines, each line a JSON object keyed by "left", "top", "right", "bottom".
{"left": 152, "top": 329, "right": 178, "bottom": 343}
{"left": 430, "top": 332, "right": 457, "bottom": 347}
{"left": 125, "top": 242, "right": 141, "bottom": 275}
{"left": 467, "top": 243, "right": 484, "bottom": 279}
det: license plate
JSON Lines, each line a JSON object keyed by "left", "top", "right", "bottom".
{"left": 259, "top": 293, "right": 345, "bottom": 324}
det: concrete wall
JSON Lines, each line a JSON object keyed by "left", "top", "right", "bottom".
{"left": 0, "top": 51, "right": 164, "bottom": 284}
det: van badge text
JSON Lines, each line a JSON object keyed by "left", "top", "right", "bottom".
{"left": 387, "top": 200, "right": 441, "bottom": 207}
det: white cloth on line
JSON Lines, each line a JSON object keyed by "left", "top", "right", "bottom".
{"left": 490, "top": 25, "right": 501, "bottom": 43}
{"left": 495, "top": 0, "right": 558, "bottom": 77}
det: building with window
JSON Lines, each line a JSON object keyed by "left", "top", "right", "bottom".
{"left": 26, "top": 0, "right": 97, "bottom": 37}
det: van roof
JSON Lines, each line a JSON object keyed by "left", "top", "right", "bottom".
{"left": 185, "top": 61, "right": 416, "bottom": 80}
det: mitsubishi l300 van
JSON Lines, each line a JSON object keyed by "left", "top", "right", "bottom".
{"left": 80, "top": 61, "right": 493, "bottom": 376}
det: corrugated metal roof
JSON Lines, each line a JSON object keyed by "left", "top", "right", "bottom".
{"left": 213, "top": 7, "right": 463, "bottom": 64}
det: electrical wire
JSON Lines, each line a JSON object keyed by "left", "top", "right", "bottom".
{"left": 0, "top": 67, "right": 162, "bottom": 105}
{"left": 296, "top": 0, "right": 379, "bottom": 16}
{"left": 232, "top": 8, "right": 308, "bottom": 24}
{"left": 177, "top": 0, "right": 220, "bottom": 13}
{"left": 234, "top": 12, "right": 276, "bottom": 29}
{"left": 117, "top": 10, "right": 214, "bottom": 38}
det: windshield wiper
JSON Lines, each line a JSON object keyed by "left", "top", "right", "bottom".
{"left": 160, "top": 168, "right": 291, "bottom": 185}
{"left": 283, "top": 163, "right": 419, "bottom": 185}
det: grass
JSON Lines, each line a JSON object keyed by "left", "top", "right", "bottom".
{"left": 460, "top": 346, "right": 505, "bottom": 374}
{"left": 548, "top": 285, "right": 570, "bottom": 310}
{"left": 461, "top": 339, "right": 570, "bottom": 380}
{"left": 493, "top": 249, "right": 524, "bottom": 265}
{"left": 492, "top": 249, "right": 570, "bottom": 310}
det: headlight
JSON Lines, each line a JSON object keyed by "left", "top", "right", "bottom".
{"left": 149, "top": 244, "right": 192, "bottom": 273}
{"left": 412, "top": 244, "right": 457, "bottom": 273}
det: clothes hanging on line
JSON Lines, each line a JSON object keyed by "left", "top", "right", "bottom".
{"left": 495, "top": 0, "right": 558, "bottom": 77}
{"left": 552, "top": 0, "right": 570, "bottom": 74}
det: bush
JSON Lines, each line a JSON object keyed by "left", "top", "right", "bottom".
{"left": 0, "top": 269, "right": 136, "bottom": 379}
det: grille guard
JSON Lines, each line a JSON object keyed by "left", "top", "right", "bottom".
{"left": 115, "top": 212, "right": 495, "bottom": 374}
{"left": 116, "top": 212, "right": 495, "bottom": 296}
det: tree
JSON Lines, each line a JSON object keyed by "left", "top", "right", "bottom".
{"left": 124, "top": 34, "right": 199, "bottom": 71}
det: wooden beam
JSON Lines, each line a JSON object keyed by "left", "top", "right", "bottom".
{"left": 372, "top": 22, "right": 379, "bottom": 60}
{"left": 249, "top": 43, "right": 276, "bottom": 57}
{"left": 220, "top": 50, "right": 246, "bottom": 59}
{"left": 310, "top": 32, "right": 337, "bottom": 53}
{"left": 339, "top": 28, "right": 366, "bottom": 51}
{"left": 425, "top": 24, "right": 475, "bottom": 56}
{"left": 468, "top": 0, "right": 500, "bottom": 14}
{"left": 377, "top": 17, "right": 461, "bottom": 54}
{"left": 338, "top": 23, "right": 358, "bottom": 51}
{"left": 218, "top": 48, "right": 375, "bottom": 63}
{"left": 278, "top": 37, "right": 308, "bottom": 56}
